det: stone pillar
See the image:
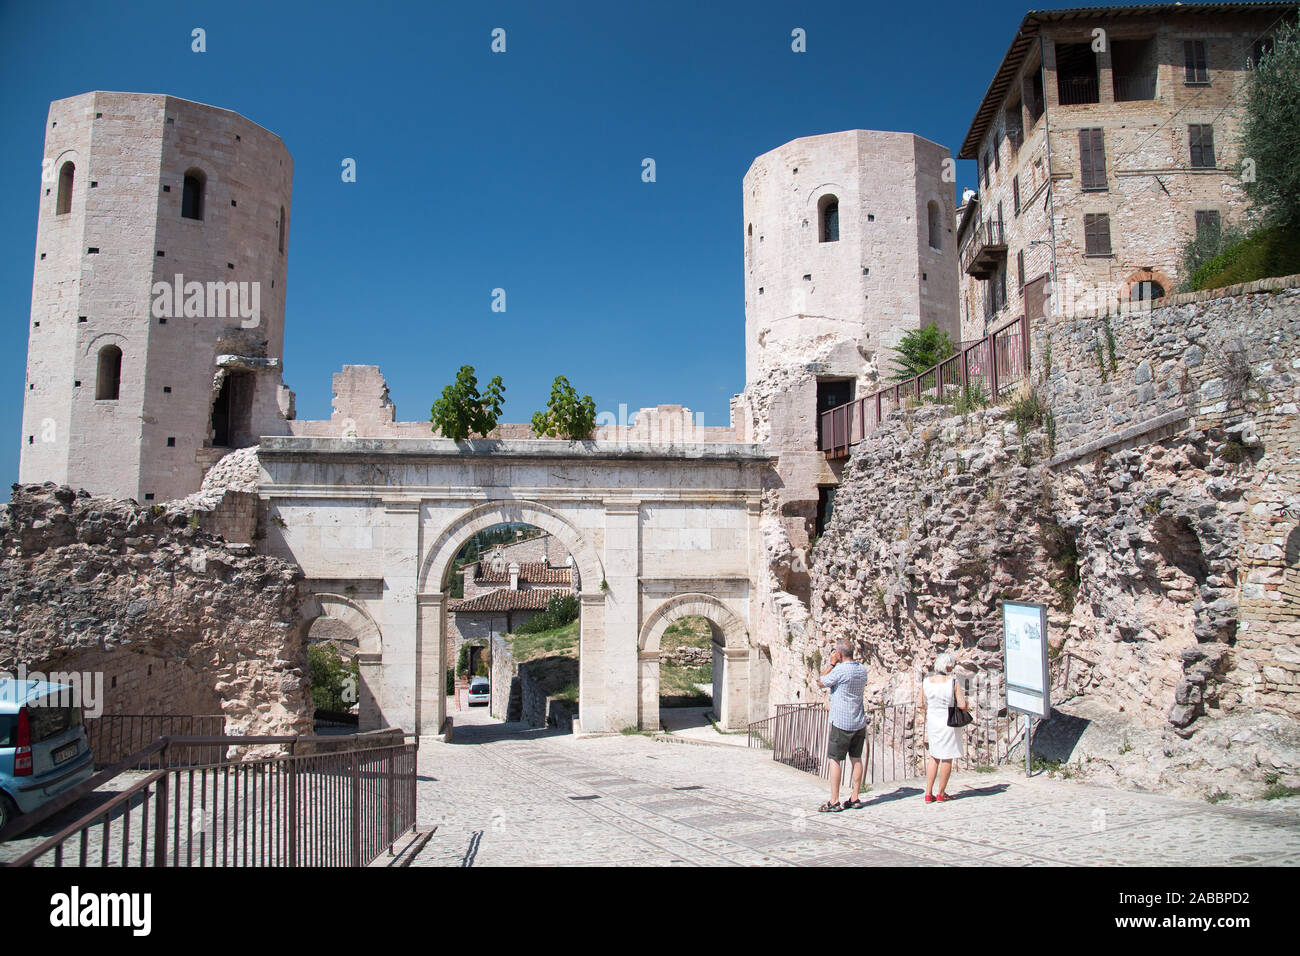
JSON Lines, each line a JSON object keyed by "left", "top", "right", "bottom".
{"left": 416, "top": 592, "right": 448, "bottom": 735}
{"left": 379, "top": 500, "right": 420, "bottom": 732}
{"left": 356, "top": 651, "right": 382, "bottom": 731}
{"left": 638, "top": 650, "right": 661, "bottom": 731}
{"left": 721, "top": 646, "right": 752, "bottom": 730}
{"left": 599, "top": 499, "right": 642, "bottom": 732}
{"left": 578, "top": 591, "right": 606, "bottom": 730}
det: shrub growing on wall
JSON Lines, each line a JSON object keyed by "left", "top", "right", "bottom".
{"left": 890, "top": 323, "right": 955, "bottom": 381}
{"left": 430, "top": 365, "right": 506, "bottom": 441}
{"left": 531, "top": 376, "right": 597, "bottom": 440}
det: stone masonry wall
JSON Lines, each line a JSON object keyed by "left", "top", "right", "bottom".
{"left": 805, "top": 278, "right": 1300, "bottom": 796}
{"left": 0, "top": 483, "right": 313, "bottom": 736}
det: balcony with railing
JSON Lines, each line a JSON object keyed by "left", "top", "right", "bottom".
{"left": 960, "top": 218, "right": 1007, "bottom": 277}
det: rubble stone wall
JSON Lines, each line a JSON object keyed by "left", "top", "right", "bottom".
{"left": 803, "top": 279, "right": 1300, "bottom": 794}
{"left": 0, "top": 484, "right": 312, "bottom": 736}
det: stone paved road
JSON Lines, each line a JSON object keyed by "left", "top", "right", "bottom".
{"left": 410, "top": 711, "right": 1300, "bottom": 867}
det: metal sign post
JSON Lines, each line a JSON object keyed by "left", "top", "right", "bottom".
{"left": 1002, "top": 601, "right": 1050, "bottom": 777}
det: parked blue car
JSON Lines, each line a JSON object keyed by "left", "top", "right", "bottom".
{"left": 0, "top": 680, "right": 94, "bottom": 832}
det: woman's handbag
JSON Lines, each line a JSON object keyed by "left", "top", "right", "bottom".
{"left": 947, "top": 679, "right": 973, "bottom": 728}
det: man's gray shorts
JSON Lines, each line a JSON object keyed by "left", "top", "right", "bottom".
{"left": 828, "top": 724, "right": 866, "bottom": 762}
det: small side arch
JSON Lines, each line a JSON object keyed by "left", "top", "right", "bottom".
{"left": 639, "top": 592, "right": 748, "bottom": 652}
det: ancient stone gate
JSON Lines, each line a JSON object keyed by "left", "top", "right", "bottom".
{"left": 257, "top": 436, "right": 772, "bottom": 734}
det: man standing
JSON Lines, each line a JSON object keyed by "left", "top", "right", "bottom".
{"left": 817, "top": 641, "right": 868, "bottom": 811}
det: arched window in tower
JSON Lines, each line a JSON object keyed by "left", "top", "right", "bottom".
{"left": 56, "top": 161, "right": 75, "bottom": 216}
{"left": 928, "top": 200, "right": 942, "bottom": 250}
{"left": 818, "top": 195, "right": 839, "bottom": 243}
{"left": 181, "top": 169, "right": 206, "bottom": 220}
{"left": 278, "top": 206, "right": 286, "bottom": 254}
{"left": 96, "top": 345, "right": 122, "bottom": 401}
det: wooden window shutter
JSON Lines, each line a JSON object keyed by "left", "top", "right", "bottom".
{"left": 1079, "top": 128, "right": 1106, "bottom": 189}
{"left": 1084, "top": 213, "right": 1111, "bottom": 256}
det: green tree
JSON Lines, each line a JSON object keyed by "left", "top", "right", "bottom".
{"left": 530, "top": 375, "right": 597, "bottom": 440}
{"left": 1240, "top": 21, "right": 1300, "bottom": 228}
{"left": 307, "top": 645, "right": 360, "bottom": 713}
{"left": 889, "top": 323, "right": 955, "bottom": 381}
{"left": 430, "top": 365, "right": 506, "bottom": 441}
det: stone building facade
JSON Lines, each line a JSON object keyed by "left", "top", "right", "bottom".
{"left": 955, "top": 3, "right": 1296, "bottom": 341}
{"left": 19, "top": 92, "right": 295, "bottom": 503}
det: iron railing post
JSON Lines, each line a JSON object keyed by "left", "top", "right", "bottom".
{"left": 153, "top": 772, "right": 169, "bottom": 867}
{"left": 287, "top": 757, "right": 298, "bottom": 867}
{"left": 386, "top": 750, "right": 395, "bottom": 853}
{"left": 350, "top": 753, "right": 362, "bottom": 867}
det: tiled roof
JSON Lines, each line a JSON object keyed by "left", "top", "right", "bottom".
{"left": 475, "top": 561, "right": 572, "bottom": 585}
{"left": 451, "top": 588, "right": 570, "bottom": 614}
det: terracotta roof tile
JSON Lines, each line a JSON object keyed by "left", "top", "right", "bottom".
{"left": 474, "top": 561, "right": 572, "bottom": 585}
{"left": 451, "top": 588, "right": 571, "bottom": 614}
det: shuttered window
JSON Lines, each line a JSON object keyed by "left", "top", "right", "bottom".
{"left": 1079, "top": 128, "right": 1107, "bottom": 190}
{"left": 1084, "top": 213, "right": 1112, "bottom": 256}
{"left": 1013, "top": 175, "right": 1021, "bottom": 216}
{"left": 1184, "top": 40, "right": 1208, "bottom": 83}
{"left": 1189, "top": 124, "right": 1215, "bottom": 168}
{"left": 1017, "top": 249, "right": 1026, "bottom": 289}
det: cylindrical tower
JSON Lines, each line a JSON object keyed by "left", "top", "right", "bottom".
{"left": 743, "top": 129, "right": 959, "bottom": 389}
{"left": 19, "top": 91, "right": 293, "bottom": 502}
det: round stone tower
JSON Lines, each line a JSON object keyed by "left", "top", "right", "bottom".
{"left": 739, "top": 130, "right": 960, "bottom": 631}
{"left": 19, "top": 91, "right": 294, "bottom": 503}
{"left": 743, "top": 129, "right": 959, "bottom": 389}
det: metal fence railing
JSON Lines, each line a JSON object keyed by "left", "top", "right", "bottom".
{"left": 820, "top": 312, "right": 1031, "bottom": 457}
{"left": 84, "top": 714, "right": 226, "bottom": 769}
{"left": 3, "top": 734, "right": 419, "bottom": 868}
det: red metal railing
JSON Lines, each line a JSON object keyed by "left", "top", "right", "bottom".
{"left": 3, "top": 734, "right": 419, "bottom": 868}
{"left": 820, "top": 313, "right": 1031, "bottom": 458}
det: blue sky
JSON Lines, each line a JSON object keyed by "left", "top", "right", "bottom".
{"left": 0, "top": 0, "right": 1126, "bottom": 486}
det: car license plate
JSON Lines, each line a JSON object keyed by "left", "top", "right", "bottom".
{"left": 53, "top": 743, "right": 78, "bottom": 765}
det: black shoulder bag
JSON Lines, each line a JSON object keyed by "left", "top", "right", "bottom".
{"left": 947, "top": 678, "right": 973, "bottom": 728}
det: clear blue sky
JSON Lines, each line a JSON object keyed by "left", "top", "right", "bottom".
{"left": 0, "top": 0, "right": 1126, "bottom": 487}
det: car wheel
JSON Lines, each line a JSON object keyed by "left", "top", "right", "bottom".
{"left": 0, "top": 792, "right": 17, "bottom": 834}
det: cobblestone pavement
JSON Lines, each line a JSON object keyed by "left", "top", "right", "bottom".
{"left": 410, "top": 711, "right": 1300, "bottom": 867}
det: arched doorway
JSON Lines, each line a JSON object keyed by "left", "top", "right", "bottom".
{"left": 638, "top": 594, "right": 751, "bottom": 731}
{"left": 305, "top": 593, "right": 383, "bottom": 731}
{"left": 443, "top": 521, "right": 579, "bottom": 725}
{"left": 417, "top": 500, "right": 605, "bottom": 736}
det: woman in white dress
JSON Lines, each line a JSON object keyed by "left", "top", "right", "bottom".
{"left": 919, "top": 652, "right": 967, "bottom": 803}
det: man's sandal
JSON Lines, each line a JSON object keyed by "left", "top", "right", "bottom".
{"left": 817, "top": 801, "right": 843, "bottom": 812}
{"left": 842, "top": 798, "right": 864, "bottom": 809}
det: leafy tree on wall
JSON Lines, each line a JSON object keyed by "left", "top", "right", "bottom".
{"left": 531, "top": 376, "right": 597, "bottom": 440}
{"left": 889, "top": 323, "right": 955, "bottom": 381}
{"left": 1241, "top": 21, "right": 1300, "bottom": 229}
{"left": 430, "top": 365, "right": 506, "bottom": 441}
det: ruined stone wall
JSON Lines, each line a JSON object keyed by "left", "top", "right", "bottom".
{"left": 0, "top": 484, "right": 312, "bottom": 736}
{"left": 804, "top": 279, "right": 1300, "bottom": 794}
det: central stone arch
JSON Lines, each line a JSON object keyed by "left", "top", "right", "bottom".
{"left": 638, "top": 593, "right": 751, "bottom": 732}
{"left": 416, "top": 499, "right": 606, "bottom": 735}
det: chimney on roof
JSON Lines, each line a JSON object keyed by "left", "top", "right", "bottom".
{"left": 509, "top": 561, "right": 520, "bottom": 591}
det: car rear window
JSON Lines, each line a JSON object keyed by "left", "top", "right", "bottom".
{"left": 27, "top": 700, "right": 83, "bottom": 744}
{"left": 471, "top": 680, "right": 489, "bottom": 690}
{"left": 0, "top": 714, "right": 15, "bottom": 748}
